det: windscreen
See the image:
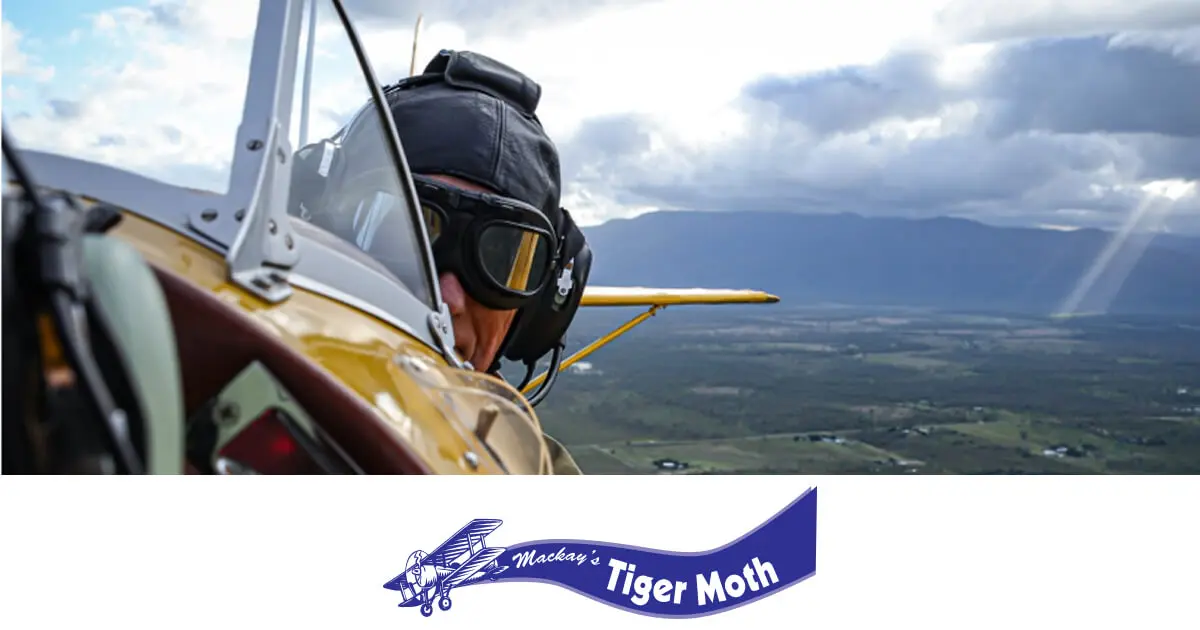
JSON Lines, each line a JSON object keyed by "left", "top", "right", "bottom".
{"left": 285, "top": 0, "right": 436, "bottom": 309}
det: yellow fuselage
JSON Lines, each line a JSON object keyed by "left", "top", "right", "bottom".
{"left": 112, "top": 211, "right": 544, "bottom": 474}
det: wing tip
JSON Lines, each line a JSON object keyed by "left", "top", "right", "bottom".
{"left": 382, "top": 576, "right": 405, "bottom": 590}
{"left": 581, "top": 286, "right": 782, "bottom": 306}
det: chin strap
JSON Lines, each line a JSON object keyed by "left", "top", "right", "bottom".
{"left": 522, "top": 344, "right": 564, "bottom": 408}
{"left": 487, "top": 362, "right": 505, "bottom": 382}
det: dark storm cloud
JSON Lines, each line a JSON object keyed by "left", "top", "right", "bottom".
{"left": 558, "top": 113, "right": 653, "bottom": 182}
{"left": 1125, "top": 134, "right": 1200, "bottom": 180}
{"left": 563, "top": 30, "right": 1200, "bottom": 233}
{"left": 935, "top": 0, "right": 1200, "bottom": 43}
{"left": 1110, "top": 27, "right": 1200, "bottom": 64}
{"left": 739, "top": 36, "right": 1200, "bottom": 141}
{"left": 341, "top": 0, "right": 659, "bottom": 38}
{"left": 743, "top": 52, "right": 950, "bottom": 136}
{"left": 629, "top": 131, "right": 1136, "bottom": 220}
{"left": 980, "top": 37, "right": 1200, "bottom": 137}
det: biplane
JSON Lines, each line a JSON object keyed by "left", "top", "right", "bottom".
{"left": 0, "top": 0, "right": 777, "bottom": 475}
{"left": 382, "top": 518, "right": 509, "bottom": 616}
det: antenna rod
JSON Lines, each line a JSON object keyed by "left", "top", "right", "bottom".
{"left": 299, "top": 0, "right": 319, "bottom": 146}
{"left": 409, "top": 13, "right": 424, "bottom": 76}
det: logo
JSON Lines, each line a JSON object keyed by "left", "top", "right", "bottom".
{"left": 383, "top": 488, "right": 817, "bottom": 619}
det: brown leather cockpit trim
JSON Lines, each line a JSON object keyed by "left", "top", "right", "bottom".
{"left": 152, "top": 265, "right": 432, "bottom": 475}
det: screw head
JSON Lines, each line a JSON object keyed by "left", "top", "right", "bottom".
{"left": 214, "top": 402, "right": 240, "bottom": 425}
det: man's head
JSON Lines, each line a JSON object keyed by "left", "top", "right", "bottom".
{"left": 388, "top": 50, "right": 563, "bottom": 371}
{"left": 423, "top": 173, "right": 521, "bottom": 370}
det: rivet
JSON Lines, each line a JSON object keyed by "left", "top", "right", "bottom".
{"left": 214, "top": 402, "right": 239, "bottom": 425}
{"left": 464, "top": 451, "right": 480, "bottom": 469}
{"left": 200, "top": 209, "right": 218, "bottom": 222}
{"left": 247, "top": 139, "right": 263, "bottom": 151}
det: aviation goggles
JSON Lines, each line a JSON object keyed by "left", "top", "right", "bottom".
{"left": 414, "top": 174, "right": 558, "bottom": 312}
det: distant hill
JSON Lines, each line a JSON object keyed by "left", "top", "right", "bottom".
{"left": 581, "top": 211, "right": 1200, "bottom": 315}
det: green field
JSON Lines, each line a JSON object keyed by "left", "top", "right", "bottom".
{"left": 520, "top": 307, "right": 1200, "bottom": 474}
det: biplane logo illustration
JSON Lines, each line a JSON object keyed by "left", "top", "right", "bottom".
{"left": 383, "top": 488, "right": 818, "bottom": 619}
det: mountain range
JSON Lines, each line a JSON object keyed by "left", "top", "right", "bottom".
{"left": 580, "top": 211, "right": 1200, "bottom": 315}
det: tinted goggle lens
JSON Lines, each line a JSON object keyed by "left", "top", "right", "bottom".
{"left": 478, "top": 223, "right": 552, "bottom": 294}
{"left": 421, "top": 202, "right": 552, "bottom": 295}
{"left": 421, "top": 202, "right": 444, "bottom": 243}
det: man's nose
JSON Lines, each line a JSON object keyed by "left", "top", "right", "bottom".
{"left": 439, "top": 272, "right": 467, "bottom": 316}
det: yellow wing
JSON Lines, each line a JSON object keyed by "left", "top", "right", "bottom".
{"left": 581, "top": 286, "right": 780, "bottom": 307}
{"left": 521, "top": 285, "right": 780, "bottom": 395}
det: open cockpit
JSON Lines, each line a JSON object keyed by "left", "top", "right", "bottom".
{"left": 2, "top": 0, "right": 553, "bottom": 475}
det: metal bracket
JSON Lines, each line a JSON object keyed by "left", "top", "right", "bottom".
{"left": 428, "top": 305, "right": 469, "bottom": 370}
{"left": 188, "top": 123, "right": 300, "bottom": 303}
{"left": 186, "top": 0, "right": 303, "bottom": 304}
{"left": 227, "top": 121, "right": 300, "bottom": 302}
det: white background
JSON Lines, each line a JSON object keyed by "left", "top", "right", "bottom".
{"left": 1, "top": 476, "right": 1197, "bottom": 629}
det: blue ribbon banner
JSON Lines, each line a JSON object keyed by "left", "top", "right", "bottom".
{"left": 384, "top": 488, "right": 817, "bottom": 619}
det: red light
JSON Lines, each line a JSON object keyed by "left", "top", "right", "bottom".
{"left": 269, "top": 433, "right": 296, "bottom": 456}
{"left": 217, "top": 409, "right": 324, "bottom": 474}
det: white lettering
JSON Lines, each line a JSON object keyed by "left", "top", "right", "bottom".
{"left": 652, "top": 579, "right": 673, "bottom": 604}
{"left": 606, "top": 558, "right": 627, "bottom": 591}
{"left": 753, "top": 557, "right": 778, "bottom": 586}
{"left": 631, "top": 575, "right": 654, "bottom": 606}
{"left": 606, "top": 559, "right": 689, "bottom": 607}
{"left": 622, "top": 563, "right": 637, "bottom": 595}
{"left": 607, "top": 556, "right": 777, "bottom": 608}
{"left": 742, "top": 564, "right": 760, "bottom": 591}
{"left": 696, "top": 570, "right": 726, "bottom": 605}
{"left": 725, "top": 573, "right": 746, "bottom": 598}
{"left": 695, "top": 557, "right": 780, "bottom": 606}
{"left": 513, "top": 547, "right": 593, "bottom": 569}
{"left": 513, "top": 550, "right": 535, "bottom": 568}
{"left": 673, "top": 580, "right": 688, "bottom": 604}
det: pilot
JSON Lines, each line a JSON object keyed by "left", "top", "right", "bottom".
{"left": 290, "top": 50, "right": 589, "bottom": 475}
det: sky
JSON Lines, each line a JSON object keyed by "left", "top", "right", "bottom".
{"left": 3, "top": 0, "right": 1199, "bottom": 233}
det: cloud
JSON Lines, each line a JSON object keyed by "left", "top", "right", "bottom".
{"left": 980, "top": 37, "right": 1200, "bottom": 137}
{"left": 2, "top": 20, "right": 56, "bottom": 81}
{"left": 342, "top": 0, "right": 656, "bottom": 40}
{"left": 3, "top": 0, "right": 388, "bottom": 193}
{"left": 934, "top": 0, "right": 1200, "bottom": 43}
{"left": 4, "top": 0, "right": 1199, "bottom": 237}
{"left": 560, "top": 24, "right": 1200, "bottom": 233}
{"left": 1109, "top": 26, "right": 1200, "bottom": 63}
{"left": 4, "top": 2, "right": 261, "bottom": 192}
{"left": 741, "top": 52, "right": 951, "bottom": 137}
